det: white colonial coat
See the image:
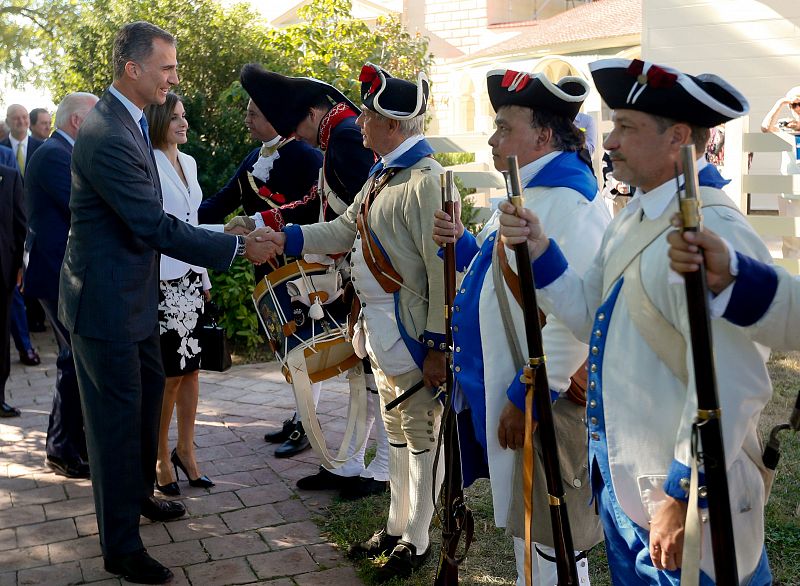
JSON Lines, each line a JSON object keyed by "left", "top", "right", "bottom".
{"left": 537, "top": 173, "right": 773, "bottom": 582}
{"left": 470, "top": 185, "right": 610, "bottom": 526}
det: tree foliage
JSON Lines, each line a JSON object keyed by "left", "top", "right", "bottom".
{"left": 7, "top": 0, "right": 431, "bottom": 352}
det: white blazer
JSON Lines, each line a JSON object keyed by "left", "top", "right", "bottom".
{"left": 155, "top": 149, "right": 212, "bottom": 288}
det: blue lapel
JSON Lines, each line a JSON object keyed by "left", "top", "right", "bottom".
{"left": 370, "top": 138, "right": 435, "bottom": 178}
{"left": 526, "top": 151, "right": 598, "bottom": 201}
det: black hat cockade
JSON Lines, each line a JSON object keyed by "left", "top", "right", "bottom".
{"left": 358, "top": 63, "right": 429, "bottom": 120}
{"left": 589, "top": 58, "right": 749, "bottom": 128}
{"left": 240, "top": 63, "right": 359, "bottom": 138}
{"left": 486, "top": 69, "right": 590, "bottom": 120}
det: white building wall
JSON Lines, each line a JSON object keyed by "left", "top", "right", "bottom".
{"left": 643, "top": 0, "right": 800, "bottom": 132}
{"left": 643, "top": 0, "right": 800, "bottom": 210}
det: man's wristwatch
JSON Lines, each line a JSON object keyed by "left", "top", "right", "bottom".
{"left": 236, "top": 234, "right": 247, "bottom": 257}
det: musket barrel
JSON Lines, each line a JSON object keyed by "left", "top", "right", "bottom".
{"left": 505, "top": 156, "right": 579, "bottom": 586}
{"left": 678, "top": 144, "right": 739, "bottom": 585}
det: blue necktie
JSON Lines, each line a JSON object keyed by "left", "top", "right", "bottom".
{"left": 139, "top": 114, "right": 152, "bottom": 151}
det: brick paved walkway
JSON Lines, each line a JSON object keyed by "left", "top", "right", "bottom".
{"left": 0, "top": 327, "right": 365, "bottom": 585}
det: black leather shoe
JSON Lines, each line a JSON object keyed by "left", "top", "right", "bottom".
{"left": 374, "top": 541, "right": 430, "bottom": 582}
{"left": 0, "top": 403, "right": 20, "bottom": 418}
{"left": 19, "top": 348, "right": 40, "bottom": 366}
{"left": 347, "top": 528, "right": 400, "bottom": 560}
{"left": 155, "top": 481, "right": 180, "bottom": 497}
{"left": 45, "top": 455, "right": 90, "bottom": 479}
{"left": 340, "top": 477, "right": 388, "bottom": 501}
{"left": 296, "top": 466, "right": 358, "bottom": 491}
{"left": 264, "top": 414, "right": 298, "bottom": 443}
{"left": 274, "top": 422, "right": 311, "bottom": 458}
{"left": 140, "top": 496, "right": 185, "bottom": 522}
{"left": 104, "top": 549, "right": 173, "bottom": 584}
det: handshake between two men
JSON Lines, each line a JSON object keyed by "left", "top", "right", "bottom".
{"left": 226, "top": 216, "right": 287, "bottom": 264}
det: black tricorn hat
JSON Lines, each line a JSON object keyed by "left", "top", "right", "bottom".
{"left": 240, "top": 64, "right": 359, "bottom": 137}
{"left": 589, "top": 58, "right": 749, "bottom": 128}
{"left": 486, "top": 69, "right": 590, "bottom": 119}
{"left": 358, "top": 63, "right": 429, "bottom": 120}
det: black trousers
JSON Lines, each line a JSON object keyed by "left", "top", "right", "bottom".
{"left": 72, "top": 326, "right": 165, "bottom": 557}
{"left": 39, "top": 297, "right": 87, "bottom": 463}
{"left": 1, "top": 286, "right": 12, "bottom": 404}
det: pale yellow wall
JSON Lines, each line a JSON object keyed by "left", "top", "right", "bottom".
{"left": 642, "top": 0, "right": 800, "bottom": 134}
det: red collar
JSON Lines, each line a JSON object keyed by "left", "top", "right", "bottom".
{"left": 318, "top": 102, "right": 358, "bottom": 151}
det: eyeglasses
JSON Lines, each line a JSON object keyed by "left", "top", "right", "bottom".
{"left": 791, "top": 102, "right": 800, "bottom": 109}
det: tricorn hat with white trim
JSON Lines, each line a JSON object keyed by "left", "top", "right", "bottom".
{"left": 589, "top": 58, "right": 749, "bottom": 128}
{"left": 486, "top": 69, "right": 590, "bottom": 119}
{"left": 358, "top": 63, "right": 429, "bottom": 120}
{"left": 240, "top": 64, "right": 359, "bottom": 137}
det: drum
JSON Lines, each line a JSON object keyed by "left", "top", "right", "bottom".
{"left": 253, "top": 259, "right": 360, "bottom": 383}
{"left": 253, "top": 258, "right": 369, "bottom": 469}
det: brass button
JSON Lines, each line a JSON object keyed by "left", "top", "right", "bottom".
{"left": 591, "top": 432, "right": 600, "bottom": 441}
{"left": 598, "top": 313, "right": 605, "bottom": 321}
{"left": 460, "top": 289, "right": 465, "bottom": 294}
{"left": 455, "top": 347, "right": 460, "bottom": 352}
{"left": 590, "top": 417, "right": 598, "bottom": 425}
{"left": 590, "top": 364, "right": 597, "bottom": 373}
{"left": 453, "top": 326, "right": 459, "bottom": 332}
{"left": 454, "top": 366, "right": 461, "bottom": 372}
{"left": 573, "top": 478, "right": 582, "bottom": 488}
{"left": 591, "top": 346, "right": 598, "bottom": 355}
{"left": 454, "top": 306, "right": 460, "bottom": 312}
{"left": 489, "top": 235, "right": 495, "bottom": 241}
{"left": 589, "top": 381, "right": 596, "bottom": 390}
{"left": 679, "top": 478, "right": 690, "bottom": 491}
{"left": 589, "top": 400, "right": 597, "bottom": 408}
{"left": 594, "top": 329, "right": 602, "bottom": 338}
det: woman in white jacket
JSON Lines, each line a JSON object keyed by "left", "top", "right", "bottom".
{"left": 145, "top": 93, "right": 218, "bottom": 495}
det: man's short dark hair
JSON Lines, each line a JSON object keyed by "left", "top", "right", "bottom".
{"left": 651, "top": 114, "right": 711, "bottom": 156}
{"left": 29, "top": 108, "right": 48, "bottom": 126}
{"left": 112, "top": 21, "right": 175, "bottom": 80}
{"left": 525, "top": 107, "right": 585, "bottom": 152}
{"left": 144, "top": 92, "right": 182, "bottom": 150}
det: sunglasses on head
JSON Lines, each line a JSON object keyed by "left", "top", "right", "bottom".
{"left": 791, "top": 102, "right": 800, "bottom": 109}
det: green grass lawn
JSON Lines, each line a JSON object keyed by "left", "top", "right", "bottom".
{"left": 316, "top": 353, "right": 800, "bottom": 585}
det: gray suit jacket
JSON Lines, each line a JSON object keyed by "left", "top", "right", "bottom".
{"left": 59, "top": 90, "right": 236, "bottom": 342}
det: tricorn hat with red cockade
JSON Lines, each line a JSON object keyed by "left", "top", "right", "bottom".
{"left": 486, "top": 69, "right": 590, "bottom": 120}
{"left": 589, "top": 58, "right": 749, "bottom": 128}
{"left": 358, "top": 63, "right": 429, "bottom": 120}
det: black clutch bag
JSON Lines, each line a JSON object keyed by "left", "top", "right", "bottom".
{"left": 200, "top": 302, "right": 232, "bottom": 372}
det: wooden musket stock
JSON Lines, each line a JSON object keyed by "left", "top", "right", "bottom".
{"left": 504, "top": 156, "right": 579, "bottom": 586}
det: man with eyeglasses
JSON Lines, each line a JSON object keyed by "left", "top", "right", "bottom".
{"left": 761, "top": 86, "right": 800, "bottom": 258}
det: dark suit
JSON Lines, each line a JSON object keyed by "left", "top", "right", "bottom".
{"left": 0, "top": 164, "right": 26, "bottom": 405}
{"left": 59, "top": 90, "right": 237, "bottom": 558}
{"left": 0, "top": 135, "right": 43, "bottom": 172}
{"left": 24, "top": 131, "right": 86, "bottom": 464}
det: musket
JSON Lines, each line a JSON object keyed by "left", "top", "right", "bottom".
{"left": 678, "top": 144, "right": 739, "bottom": 584}
{"left": 503, "top": 156, "right": 579, "bottom": 585}
{"left": 433, "top": 171, "right": 474, "bottom": 586}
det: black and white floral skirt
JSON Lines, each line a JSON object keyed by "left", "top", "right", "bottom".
{"left": 158, "top": 270, "right": 204, "bottom": 377}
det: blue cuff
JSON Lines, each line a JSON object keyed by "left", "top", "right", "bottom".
{"left": 454, "top": 231, "right": 479, "bottom": 271}
{"left": 506, "top": 369, "right": 560, "bottom": 418}
{"left": 532, "top": 239, "right": 568, "bottom": 288}
{"left": 663, "top": 459, "right": 707, "bottom": 507}
{"left": 421, "top": 330, "right": 447, "bottom": 352}
{"left": 723, "top": 252, "right": 778, "bottom": 327}
{"left": 283, "top": 224, "right": 304, "bottom": 257}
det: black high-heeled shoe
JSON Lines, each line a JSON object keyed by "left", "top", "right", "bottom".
{"left": 155, "top": 480, "right": 180, "bottom": 496}
{"left": 171, "top": 448, "right": 215, "bottom": 488}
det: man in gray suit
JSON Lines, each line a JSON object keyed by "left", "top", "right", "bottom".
{"left": 59, "top": 21, "right": 275, "bottom": 584}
